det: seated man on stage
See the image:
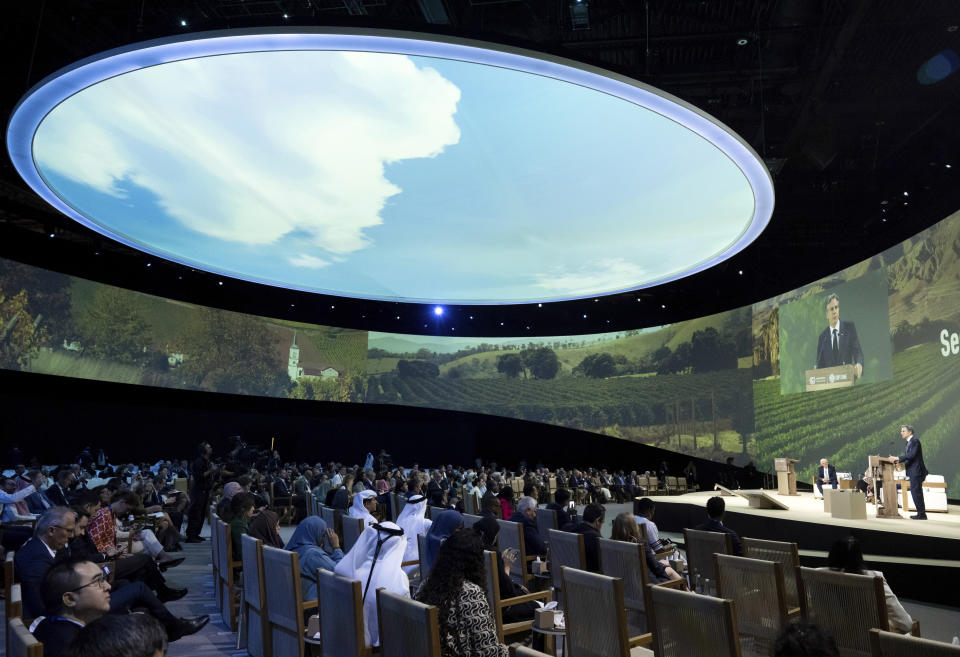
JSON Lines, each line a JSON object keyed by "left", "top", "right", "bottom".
{"left": 815, "top": 458, "right": 838, "bottom": 496}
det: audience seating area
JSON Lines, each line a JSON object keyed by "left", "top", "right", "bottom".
{"left": 3, "top": 456, "right": 956, "bottom": 657}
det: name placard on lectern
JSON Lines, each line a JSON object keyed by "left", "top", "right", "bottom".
{"left": 774, "top": 458, "right": 799, "bottom": 496}
{"left": 804, "top": 365, "right": 857, "bottom": 392}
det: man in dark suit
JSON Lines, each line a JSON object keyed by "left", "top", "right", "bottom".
{"left": 32, "top": 560, "right": 112, "bottom": 657}
{"left": 45, "top": 470, "right": 75, "bottom": 507}
{"left": 893, "top": 424, "right": 928, "bottom": 519}
{"left": 508, "top": 496, "right": 547, "bottom": 557}
{"left": 546, "top": 488, "right": 573, "bottom": 530}
{"left": 815, "top": 458, "right": 838, "bottom": 496}
{"left": 815, "top": 293, "right": 864, "bottom": 378}
{"left": 694, "top": 496, "right": 742, "bottom": 556}
{"left": 572, "top": 503, "right": 605, "bottom": 572}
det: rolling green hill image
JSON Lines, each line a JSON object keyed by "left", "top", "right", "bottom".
{"left": 366, "top": 307, "right": 754, "bottom": 463}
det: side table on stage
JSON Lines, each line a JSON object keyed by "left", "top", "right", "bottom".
{"left": 870, "top": 455, "right": 901, "bottom": 519}
{"left": 775, "top": 458, "right": 799, "bottom": 496}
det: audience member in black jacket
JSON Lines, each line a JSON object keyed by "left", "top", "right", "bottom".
{"left": 546, "top": 489, "right": 573, "bottom": 530}
{"left": 693, "top": 496, "right": 743, "bottom": 556}
{"left": 32, "top": 560, "right": 112, "bottom": 657}
{"left": 507, "top": 496, "right": 547, "bottom": 557}
{"left": 572, "top": 503, "right": 606, "bottom": 573}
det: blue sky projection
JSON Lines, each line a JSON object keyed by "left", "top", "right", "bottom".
{"left": 10, "top": 30, "right": 773, "bottom": 303}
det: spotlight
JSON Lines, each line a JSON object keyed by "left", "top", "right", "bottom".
{"left": 180, "top": 19, "right": 187, "bottom": 27}
{"left": 434, "top": 306, "right": 444, "bottom": 316}
{"left": 737, "top": 38, "right": 749, "bottom": 46}
{"left": 947, "top": 164, "right": 953, "bottom": 168}
{"left": 583, "top": 314, "right": 588, "bottom": 319}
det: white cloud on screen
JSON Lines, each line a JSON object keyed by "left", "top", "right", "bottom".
{"left": 288, "top": 253, "right": 331, "bottom": 269}
{"left": 33, "top": 51, "right": 462, "bottom": 255}
{"left": 533, "top": 258, "right": 646, "bottom": 295}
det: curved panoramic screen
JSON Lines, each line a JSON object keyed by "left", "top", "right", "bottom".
{"left": 8, "top": 29, "right": 773, "bottom": 303}
{"left": 3, "top": 208, "right": 960, "bottom": 492}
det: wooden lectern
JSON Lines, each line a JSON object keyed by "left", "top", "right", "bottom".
{"left": 775, "top": 458, "right": 799, "bottom": 496}
{"left": 870, "top": 455, "right": 900, "bottom": 519}
{"left": 804, "top": 364, "right": 857, "bottom": 392}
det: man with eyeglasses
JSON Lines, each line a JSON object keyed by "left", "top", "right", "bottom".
{"left": 32, "top": 560, "right": 112, "bottom": 657}
{"left": 16, "top": 507, "right": 209, "bottom": 641}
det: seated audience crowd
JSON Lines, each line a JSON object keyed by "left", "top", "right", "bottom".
{"left": 0, "top": 446, "right": 921, "bottom": 657}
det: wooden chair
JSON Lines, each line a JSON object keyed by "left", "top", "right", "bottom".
{"left": 647, "top": 476, "right": 660, "bottom": 494}
{"left": 241, "top": 534, "right": 271, "bottom": 657}
{"left": 742, "top": 537, "right": 801, "bottom": 613}
{"left": 598, "top": 536, "right": 684, "bottom": 637}
{"left": 4, "top": 551, "right": 22, "bottom": 620}
{"left": 714, "top": 553, "right": 789, "bottom": 657}
{"left": 8, "top": 617, "right": 43, "bottom": 657}
{"left": 869, "top": 628, "right": 960, "bottom": 656}
{"left": 547, "top": 477, "right": 558, "bottom": 502}
{"left": 798, "top": 566, "right": 888, "bottom": 657}
{"left": 536, "top": 508, "right": 557, "bottom": 541}
{"left": 462, "top": 513, "right": 482, "bottom": 529}
{"left": 262, "top": 545, "right": 316, "bottom": 657}
{"left": 682, "top": 528, "right": 733, "bottom": 596}
{"left": 342, "top": 516, "right": 365, "bottom": 553}
{"left": 377, "top": 589, "right": 441, "bottom": 657}
{"left": 664, "top": 476, "right": 679, "bottom": 495}
{"left": 547, "top": 529, "right": 586, "bottom": 607}
{"left": 483, "top": 550, "right": 552, "bottom": 643}
{"left": 270, "top": 482, "right": 295, "bottom": 525}
{"left": 647, "top": 584, "right": 742, "bottom": 657}
{"left": 320, "top": 506, "right": 341, "bottom": 544}
{"left": 174, "top": 476, "right": 188, "bottom": 493}
{"left": 210, "top": 510, "right": 221, "bottom": 611}
{"left": 317, "top": 569, "right": 371, "bottom": 657}
{"left": 417, "top": 533, "right": 432, "bottom": 579}
{"left": 561, "top": 566, "right": 649, "bottom": 657}
{"left": 497, "top": 519, "right": 533, "bottom": 587}
{"left": 216, "top": 517, "right": 241, "bottom": 631}
{"left": 510, "top": 645, "right": 555, "bottom": 657}
{"left": 676, "top": 478, "right": 688, "bottom": 494}
{"left": 635, "top": 475, "right": 649, "bottom": 495}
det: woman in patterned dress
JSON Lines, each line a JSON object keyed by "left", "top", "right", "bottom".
{"left": 417, "top": 529, "right": 509, "bottom": 657}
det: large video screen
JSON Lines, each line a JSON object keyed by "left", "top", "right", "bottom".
{"left": 3, "top": 207, "right": 960, "bottom": 488}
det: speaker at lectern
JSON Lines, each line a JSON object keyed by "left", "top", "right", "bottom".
{"left": 774, "top": 458, "right": 799, "bottom": 496}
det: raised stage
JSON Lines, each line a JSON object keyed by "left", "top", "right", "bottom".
{"left": 647, "top": 490, "right": 960, "bottom": 606}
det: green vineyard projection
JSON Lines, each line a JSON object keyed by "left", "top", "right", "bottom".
{"left": 755, "top": 344, "right": 960, "bottom": 491}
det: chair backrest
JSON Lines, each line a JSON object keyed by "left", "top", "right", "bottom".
{"left": 262, "top": 545, "right": 306, "bottom": 657}
{"left": 536, "top": 508, "right": 557, "bottom": 539}
{"left": 321, "top": 506, "right": 336, "bottom": 534}
{"left": 497, "top": 519, "right": 527, "bottom": 581}
{"left": 396, "top": 495, "right": 407, "bottom": 517}
{"left": 715, "top": 553, "right": 788, "bottom": 656}
{"left": 742, "top": 537, "right": 800, "bottom": 609}
{"left": 241, "top": 534, "right": 271, "bottom": 657}
{"left": 648, "top": 476, "right": 659, "bottom": 490}
{"left": 7, "top": 617, "right": 42, "bottom": 657}
{"left": 799, "top": 567, "right": 888, "bottom": 657}
{"left": 4, "top": 551, "right": 19, "bottom": 620}
{"left": 683, "top": 528, "right": 733, "bottom": 593}
{"left": 342, "top": 516, "right": 365, "bottom": 553}
{"left": 210, "top": 511, "right": 221, "bottom": 608}
{"left": 318, "top": 569, "right": 368, "bottom": 657}
{"left": 417, "top": 533, "right": 431, "bottom": 579}
{"left": 548, "top": 529, "right": 586, "bottom": 594}
{"left": 463, "top": 490, "right": 475, "bottom": 515}
{"left": 482, "top": 549, "right": 508, "bottom": 641}
{"left": 598, "top": 537, "right": 651, "bottom": 613}
{"left": 377, "top": 588, "right": 441, "bottom": 657}
{"left": 512, "top": 645, "right": 555, "bottom": 657}
{"left": 216, "top": 518, "right": 240, "bottom": 630}
{"left": 174, "top": 476, "right": 188, "bottom": 492}
{"left": 430, "top": 506, "right": 446, "bottom": 521}
{"left": 462, "top": 513, "right": 482, "bottom": 529}
{"left": 561, "top": 566, "right": 631, "bottom": 657}
{"left": 648, "top": 584, "right": 742, "bottom": 657}
{"left": 665, "top": 476, "right": 678, "bottom": 492}
{"left": 869, "top": 628, "right": 960, "bottom": 657}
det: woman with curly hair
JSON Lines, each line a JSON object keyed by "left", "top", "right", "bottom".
{"left": 416, "top": 530, "right": 508, "bottom": 657}
{"left": 610, "top": 512, "right": 683, "bottom": 584}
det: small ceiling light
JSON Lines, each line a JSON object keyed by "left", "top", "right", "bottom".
{"left": 396, "top": 316, "right": 400, "bottom": 319}
{"left": 282, "top": 13, "right": 289, "bottom": 19}
{"left": 48, "top": 233, "right": 54, "bottom": 238}
{"left": 583, "top": 314, "right": 588, "bottom": 319}
{"left": 290, "top": 304, "right": 295, "bottom": 307}
{"left": 451, "top": 327, "right": 455, "bottom": 331}
{"left": 903, "top": 191, "right": 909, "bottom": 196}
{"left": 738, "top": 270, "right": 743, "bottom": 275}
{"left": 434, "top": 306, "right": 444, "bottom": 316}
{"left": 500, "top": 322, "right": 504, "bottom": 326}
{"left": 180, "top": 19, "right": 187, "bottom": 27}
{"left": 946, "top": 164, "right": 953, "bottom": 168}
{"left": 538, "top": 303, "right": 542, "bottom": 308}
{"left": 737, "top": 38, "right": 749, "bottom": 46}
{"left": 218, "top": 281, "right": 223, "bottom": 286}
{"left": 661, "top": 304, "right": 666, "bottom": 309}
{"left": 469, "top": 315, "right": 474, "bottom": 320}
{"left": 330, "top": 305, "right": 335, "bottom": 309}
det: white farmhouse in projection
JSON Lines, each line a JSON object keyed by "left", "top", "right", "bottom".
{"left": 288, "top": 331, "right": 340, "bottom": 381}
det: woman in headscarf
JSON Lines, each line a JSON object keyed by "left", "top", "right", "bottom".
{"left": 247, "top": 509, "right": 283, "bottom": 548}
{"left": 417, "top": 529, "right": 509, "bottom": 657}
{"left": 217, "top": 481, "right": 243, "bottom": 520}
{"left": 473, "top": 516, "right": 537, "bottom": 623}
{"left": 334, "top": 521, "right": 409, "bottom": 648}
{"left": 394, "top": 494, "right": 432, "bottom": 575}
{"left": 284, "top": 516, "right": 344, "bottom": 602}
{"left": 423, "top": 510, "right": 463, "bottom": 576}
{"left": 349, "top": 489, "right": 379, "bottom": 525}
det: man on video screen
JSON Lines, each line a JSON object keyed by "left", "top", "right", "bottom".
{"left": 815, "top": 293, "right": 864, "bottom": 378}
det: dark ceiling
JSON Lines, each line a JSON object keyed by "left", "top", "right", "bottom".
{"left": 2, "top": 0, "right": 959, "bottom": 337}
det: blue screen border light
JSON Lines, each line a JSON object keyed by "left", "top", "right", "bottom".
{"left": 6, "top": 27, "right": 775, "bottom": 305}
